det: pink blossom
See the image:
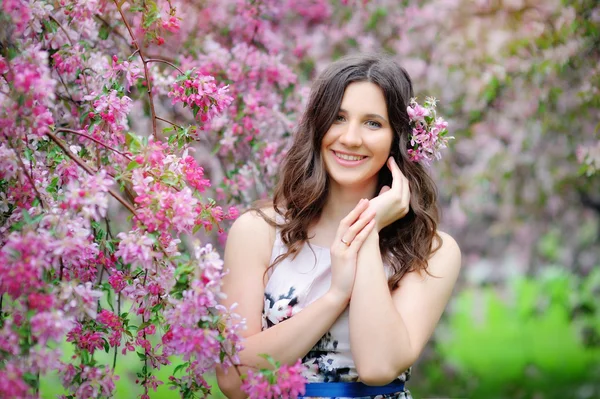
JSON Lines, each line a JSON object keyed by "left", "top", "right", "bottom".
{"left": 115, "top": 230, "right": 155, "bottom": 269}
{"left": 0, "top": 231, "right": 51, "bottom": 299}
{"left": 2, "top": 0, "right": 32, "bottom": 36}
{"left": 62, "top": 169, "right": 113, "bottom": 223}
{"left": 104, "top": 56, "right": 142, "bottom": 92}
{"left": 0, "top": 362, "right": 32, "bottom": 399}
{"left": 90, "top": 90, "right": 132, "bottom": 129}
{"left": 60, "top": 282, "right": 104, "bottom": 319}
{"left": 27, "top": 292, "right": 55, "bottom": 311}
{"left": 241, "top": 359, "right": 307, "bottom": 399}
{"left": 66, "top": 323, "right": 105, "bottom": 354}
{"left": 406, "top": 97, "right": 453, "bottom": 165}
{"left": 63, "top": 365, "right": 118, "bottom": 399}
{"left": 108, "top": 269, "right": 127, "bottom": 293}
{"left": 31, "top": 310, "right": 73, "bottom": 346}
{"left": 168, "top": 71, "right": 233, "bottom": 126}
{"left": 162, "top": 15, "right": 181, "bottom": 33}
{"left": 407, "top": 102, "right": 430, "bottom": 122}
{"left": 183, "top": 156, "right": 211, "bottom": 192}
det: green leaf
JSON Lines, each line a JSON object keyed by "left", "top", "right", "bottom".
{"left": 43, "top": 19, "right": 59, "bottom": 34}
{"left": 366, "top": 8, "right": 387, "bottom": 31}
{"left": 126, "top": 132, "right": 143, "bottom": 153}
{"left": 99, "top": 24, "right": 110, "bottom": 40}
{"left": 173, "top": 363, "right": 188, "bottom": 375}
{"left": 46, "top": 177, "right": 60, "bottom": 194}
{"left": 126, "top": 160, "right": 140, "bottom": 171}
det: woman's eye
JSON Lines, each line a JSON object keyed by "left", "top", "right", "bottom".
{"left": 366, "top": 120, "right": 382, "bottom": 129}
{"left": 335, "top": 115, "right": 345, "bottom": 122}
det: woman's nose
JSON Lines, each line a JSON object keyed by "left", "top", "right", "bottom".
{"left": 339, "top": 122, "right": 362, "bottom": 147}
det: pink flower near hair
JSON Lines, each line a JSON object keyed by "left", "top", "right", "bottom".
{"left": 406, "top": 97, "right": 454, "bottom": 165}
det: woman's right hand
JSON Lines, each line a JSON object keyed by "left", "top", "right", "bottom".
{"left": 328, "top": 198, "right": 377, "bottom": 303}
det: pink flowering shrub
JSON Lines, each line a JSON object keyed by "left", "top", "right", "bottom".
{"left": 0, "top": 0, "right": 308, "bottom": 397}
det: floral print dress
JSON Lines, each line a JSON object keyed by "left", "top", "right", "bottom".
{"left": 262, "top": 229, "right": 412, "bottom": 399}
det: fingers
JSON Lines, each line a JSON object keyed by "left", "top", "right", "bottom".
{"left": 401, "top": 173, "right": 410, "bottom": 209}
{"left": 379, "top": 185, "right": 391, "bottom": 195}
{"left": 338, "top": 198, "right": 369, "bottom": 232}
{"left": 349, "top": 219, "right": 376, "bottom": 249}
{"left": 388, "top": 157, "right": 411, "bottom": 206}
{"left": 339, "top": 208, "right": 375, "bottom": 246}
{"left": 388, "top": 157, "right": 404, "bottom": 190}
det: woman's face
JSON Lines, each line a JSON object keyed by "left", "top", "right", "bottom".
{"left": 321, "top": 81, "right": 394, "bottom": 194}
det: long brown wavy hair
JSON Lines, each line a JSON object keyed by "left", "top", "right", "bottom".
{"left": 257, "top": 53, "right": 441, "bottom": 289}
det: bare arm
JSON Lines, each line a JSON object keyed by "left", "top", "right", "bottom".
{"left": 216, "top": 209, "right": 367, "bottom": 398}
{"left": 348, "top": 230, "right": 461, "bottom": 385}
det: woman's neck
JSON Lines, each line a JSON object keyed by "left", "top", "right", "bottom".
{"left": 320, "top": 181, "right": 377, "bottom": 226}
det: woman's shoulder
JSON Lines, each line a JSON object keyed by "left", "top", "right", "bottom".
{"left": 433, "top": 231, "right": 460, "bottom": 252}
{"left": 227, "top": 206, "right": 279, "bottom": 263}
{"left": 429, "top": 230, "right": 461, "bottom": 274}
{"left": 230, "top": 206, "right": 277, "bottom": 236}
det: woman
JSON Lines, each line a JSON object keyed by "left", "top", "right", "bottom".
{"left": 216, "top": 53, "right": 462, "bottom": 399}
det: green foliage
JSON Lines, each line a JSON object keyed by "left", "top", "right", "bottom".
{"left": 413, "top": 267, "right": 600, "bottom": 399}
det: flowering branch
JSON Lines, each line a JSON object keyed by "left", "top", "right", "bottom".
{"left": 156, "top": 116, "right": 182, "bottom": 128}
{"left": 48, "top": 15, "right": 90, "bottom": 93}
{"left": 113, "top": 0, "right": 158, "bottom": 139}
{"left": 55, "top": 128, "right": 132, "bottom": 160}
{"left": 46, "top": 131, "right": 137, "bottom": 215}
{"left": 145, "top": 58, "right": 184, "bottom": 75}
{"left": 4, "top": 137, "right": 45, "bottom": 209}
{"left": 49, "top": 15, "right": 74, "bottom": 45}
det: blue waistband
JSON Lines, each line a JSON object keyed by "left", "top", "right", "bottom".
{"left": 301, "top": 381, "right": 405, "bottom": 397}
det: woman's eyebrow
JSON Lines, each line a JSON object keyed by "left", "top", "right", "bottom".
{"left": 338, "top": 109, "right": 388, "bottom": 123}
{"left": 365, "top": 113, "right": 388, "bottom": 123}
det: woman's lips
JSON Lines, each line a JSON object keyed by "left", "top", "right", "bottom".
{"left": 331, "top": 150, "right": 368, "bottom": 166}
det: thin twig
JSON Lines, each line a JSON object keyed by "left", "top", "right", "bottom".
{"left": 144, "top": 58, "right": 184, "bottom": 75}
{"left": 129, "top": 49, "right": 140, "bottom": 60}
{"left": 113, "top": 0, "right": 158, "bottom": 139}
{"left": 59, "top": 258, "right": 64, "bottom": 281}
{"left": 56, "top": 71, "right": 78, "bottom": 105}
{"left": 48, "top": 15, "right": 91, "bottom": 93}
{"left": 4, "top": 137, "right": 45, "bottom": 209}
{"left": 49, "top": 15, "right": 74, "bottom": 46}
{"left": 95, "top": 15, "right": 132, "bottom": 47}
{"left": 46, "top": 131, "right": 137, "bottom": 215}
{"left": 142, "top": 270, "right": 149, "bottom": 396}
{"left": 156, "top": 116, "right": 182, "bottom": 129}
{"left": 55, "top": 128, "right": 132, "bottom": 160}
{"left": 113, "top": 292, "right": 121, "bottom": 369}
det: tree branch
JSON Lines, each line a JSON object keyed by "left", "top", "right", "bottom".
{"left": 55, "top": 128, "right": 132, "bottom": 160}
{"left": 46, "top": 131, "right": 137, "bottom": 215}
{"left": 144, "top": 58, "right": 183, "bottom": 75}
{"left": 4, "top": 136, "right": 45, "bottom": 209}
{"left": 113, "top": 0, "right": 158, "bottom": 139}
{"left": 156, "top": 116, "right": 182, "bottom": 129}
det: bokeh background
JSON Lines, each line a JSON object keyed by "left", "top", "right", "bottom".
{"left": 31, "top": 0, "right": 600, "bottom": 397}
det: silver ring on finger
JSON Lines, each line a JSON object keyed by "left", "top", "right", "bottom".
{"left": 340, "top": 238, "right": 351, "bottom": 246}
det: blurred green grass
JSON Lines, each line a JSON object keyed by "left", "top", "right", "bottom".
{"left": 39, "top": 343, "right": 227, "bottom": 399}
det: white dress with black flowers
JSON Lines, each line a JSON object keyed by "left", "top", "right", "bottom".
{"left": 262, "top": 228, "right": 412, "bottom": 399}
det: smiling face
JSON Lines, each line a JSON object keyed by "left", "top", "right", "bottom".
{"left": 320, "top": 81, "right": 394, "bottom": 195}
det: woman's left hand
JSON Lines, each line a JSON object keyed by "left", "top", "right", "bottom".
{"left": 369, "top": 157, "right": 411, "bottom": 231}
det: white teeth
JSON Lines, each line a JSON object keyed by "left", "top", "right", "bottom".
{"left": 334, "top": 152, "right": 365, "bottom": 161}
